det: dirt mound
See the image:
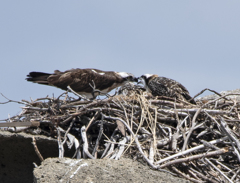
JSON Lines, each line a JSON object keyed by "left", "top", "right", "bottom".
{"left": 0, "top": 130, "right": 189, "bottom": 183}
{"left": 33, "top": 158, "right": 189, "bottom": 183}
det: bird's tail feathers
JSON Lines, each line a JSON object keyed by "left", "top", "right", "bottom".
{"left": 26, "top": 72, "right": 51, "bottom": 85}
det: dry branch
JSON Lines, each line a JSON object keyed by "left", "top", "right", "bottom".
{"left": 32, "top": 137, "right": 44, "bottom": 162}
{"left": 160, "top": 147, "right": 228, "bottom": 168}
{"left": 1, "top": 87, "right": 240, "bottom": 182}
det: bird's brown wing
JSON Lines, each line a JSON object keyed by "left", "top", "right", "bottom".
{"left": 47, "top": 68, "right": 123, "bottom": 93}
{"left": 148, "top": 77, "right": 169, "bottom": 97}
{"left": 149, "top": 77, "right": 195, "bottom": 104}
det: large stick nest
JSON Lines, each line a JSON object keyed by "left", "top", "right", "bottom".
{"left": 2, "top": 86, "right": 240, "bottom": 183}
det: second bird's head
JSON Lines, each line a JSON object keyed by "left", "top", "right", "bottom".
{"left": 137, "top": 74, "right": 156, "bottom": 88}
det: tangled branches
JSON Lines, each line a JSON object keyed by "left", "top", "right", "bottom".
{"left": 1, "top": 88, "right": 240, "bottom": 182}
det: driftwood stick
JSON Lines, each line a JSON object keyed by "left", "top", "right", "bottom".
{"left": 196, "top": 130, "right": 208, "bottom": 139}
{"left": 157, "top": 138, "right": 170, "bottom": 148}
{"left": 80, "top": 126, "right": 95, "bottom": 159}
{"left": 56, "top": 91, "right": 68, "bottom": 101}
{"left": 193, "top": 88, "right": 228, "bottom": 100}
{"left": 157, "top": 108, "right": 188, "bottom": 117}
{"left": 104, "top": 142, "right": 117, "bottom": 159}
{"left": 115, "top": 137, "right": 128, "bottom": 160}
{"left": 157, "top": 108, "right": 231, "bottom": 118}
{"left": 175, "top": 108, "right": 231, "bottom": 115}
{"left": 202, "top": 93, "right": 240, "bottom": 107}
{"left": 206, "top": 113, "right": 240, "bottom": 162}
{"left": 86, "top": 111, "right": 100, "bottom": 131}
{"left": 21, "top": 106, "right": 49, "bottom": 111}
{"left": 110, "top": 149, "right": 118, "bottom": 159}
{"left": 182, "top": 107, "right": 202, "bottom": 151}
{"left": 156, "top": 124, "right": 168, "bottom": 137}
{"left": 33, "top": 162, "right": 38, "bottom": 168}
{"left": 103, "top": 143, "right": 115, "bottom": 159}
{"left": 205, "top": 158, "right": 234, "bottom": 183}
{"left": 60, "top": 100, "right": 92, "bottom": 108}
{"left": 62, "top": 120, "right": 74, "bottom": 145}
{"left": 57, "top": 126, "right": 79, "bottom": 157}
{"left": 171, "top": 166, "right": 202, "bottom": 183}
{"left": 70, "top": 98, "right": 113, "bottom": 116}
{"left": 92, "top": 116, "right": 104, "bottom": 157}
{"left": 102, "top": 114, "right": 159, "bottom": 169}
{"left": 90, "top": 80, "right": 113, "bottom": 98}
{"left": 101, "top": 128, "right": 118, "bottom": 158}
{"left": 149, "top": 140, "right": 154, "bottom": 164}
{"left": 211, "top": 158, "right": 232, "bottom": 172}
{"left": 149, "top": 99, "right": 190, "bottom": 108}
{"left": 156, "top": 136, "right": 228, "bottom": 165}
{"left": 189, "top": 167, "right": 219, "bottom": 183}
{"left": 177, "top": 115, "right": 204, "bottom": 134}
{"left": 32, "top": 137, "right": 44, "bottom": 162}
{"left": 57, "top": 128, "right": 64, "bottom": 158}
{"left": 67, "top": 86, "right": 89, "bottom": 101}
{"left": 103, "top": 140, "right": 130, "bottom": 146}
{"left": 200, "top": 140, "right": 220, "bottom": 150}
{"left": 0, "top": 93, "right": 28, "bottom": 105}
{"left": 160, "top": 147, "right": 228, "bottom": 168}
{"left": 171, "top": 107, "right": 181, "bottom": 151}
{"left": 220, "top": 117, "right": 240, "bottom": 155}
{"left": 231, "top": 169, "right": 240, "bottom": 181}
{"left": 61, "top": 116, "right": 73, "bottom": 125}
{"left": 187, "top": 169, "right": 201, "bottom": 181}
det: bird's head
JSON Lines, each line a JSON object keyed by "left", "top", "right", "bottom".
{"left": 137, "top": 74, "right": 159, "bottom": 89}
{"left": 137, "top": 74, "right": 153, "bottom": 86}
{"left": 117, "top": 72, "right": 138, "bottom": 83}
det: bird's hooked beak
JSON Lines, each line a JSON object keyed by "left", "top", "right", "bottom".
{"left": 137, "top": 77, "right": 144, "bottom": 85}
{"left": 126, "top": 76, "right": 138, "bottom": 83}
{"left": 133, "top": 77, "right": 139, "bottom": 83}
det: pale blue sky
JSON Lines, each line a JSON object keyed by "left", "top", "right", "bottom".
{"left": 1, "top": 1, "right": 240, "bottom": 119}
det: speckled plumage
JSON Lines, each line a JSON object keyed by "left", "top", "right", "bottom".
{"left": 140, "top": 74, "right": 195, "bottom": 104}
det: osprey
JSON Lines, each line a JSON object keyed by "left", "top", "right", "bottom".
{"left": 139, "top": 74, "right": 196, "bottom": 104}
{"left": 26, "top": 68, "right": 137, "bottom": 99}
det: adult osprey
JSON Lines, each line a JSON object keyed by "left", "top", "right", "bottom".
{"left": 26, "top": 68, "right": 137, "bottom": 99}
{"left": 139, "top": 74, "right": 196, "bottom": 104}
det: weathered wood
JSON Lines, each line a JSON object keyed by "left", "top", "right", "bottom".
{"left": 2, "top": 87, "right": 240, "bottom": 182}
{"left": 0, "top": 121, "right": 40, "bottom": 127}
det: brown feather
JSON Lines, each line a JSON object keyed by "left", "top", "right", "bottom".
{"left": 26, "top": 68, "right": 133, "bottom": 98}
{"left": 143, "top": 75, "right": 195, "bottom": 104}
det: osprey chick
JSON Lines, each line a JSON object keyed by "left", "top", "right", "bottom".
{"left": 139, "top": 74, "right": 195, "bottom": 104}
{"left": 26, "top": 68, "right": 137, "bottom": 99}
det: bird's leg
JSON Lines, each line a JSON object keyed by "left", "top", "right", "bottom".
{"left": 111, "top": 87, "right": 119, "bottom": 97}
{"left": 89, "top": 80, "right": 98, "bottom": 99}
{"left": 89, "top": 80, "right": 110, "bottom": 99}
{"left": 67, "top": 86, "right": 89, "bottom": 101}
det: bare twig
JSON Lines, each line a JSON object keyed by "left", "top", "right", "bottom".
{"left": 0, "top": 93, "right": 28, "bottom": 105}
{"left": 92, "top": 115, "right": 104, "bottom": 157}
{"left": 205, "top": 158, "right": 234, "bottom": 183}
{"left": 102, "top": 114, "right": 159, "bottom": 169}
{"left": 32, "top": 137, "right": 44, "bottom": 162}
{"left": 160, "top": 147, "right": 228, "bottom": 168}
{"left": 67, "top": 86, "right": 89, "bottom": 101}
{"left": 182, "top": 107, "right": 202, "bottom": 151}
{"left": 80, "top": 126, "right": 95, "bottom": 159}
{"left": 156, "top": 136, "right": 228, "bottom": 165}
